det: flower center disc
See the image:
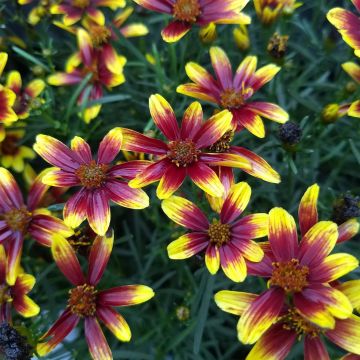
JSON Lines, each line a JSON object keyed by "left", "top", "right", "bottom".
{"left": 208, "top": 130, "right": 234, "bottom": 153}
{"left": 280, "top": 308, "right": 321, "bottom": 338}
{"left": 208, "top": 219, "right": 231, "bottom": 246}
{"left": 173, "top": 0, "right": 201, "bottom": 23}
{"left": 68, "top": 284, "right": 97, "bottom": 317}
{"left": 0, "top": 134, "right": 20, "bottom": 156}
{"left": 167, "top": 139, "right": 199, "bottom": 167}
{"left": 75, "top": 161, "right": 107, "bottom": 188}
{"left": 72, "top": 0, "right": 90, "bottom": 8}
{"left": 89, "top": 26, "right": 111, "bottom": 47}
{"left": 3, "top": 207, "right": 32, "bottom": 232}
{"left": 270, "top": 259, "right": 309, "bottom": 293}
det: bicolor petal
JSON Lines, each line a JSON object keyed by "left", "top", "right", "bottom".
{"left": 161, "top": 196, "right": 209, "bottom": 231}
{"left": 214, "top": 290, "right": 257, "bottom": 316}
{"left": 167, "top": 233, "right": 209, "bottom": 259}
{"left": 88, "top": 229, "right": 114, "bottom": 286}
{"left": 299, "top": 221, "right": 338, "bottom": 267}
{"left": 97, "top": 127, "right": 123, "bottom": 164}
{"left": 237, "top": 288, "right": 285, "bottom": 344}
{"left": 298, "top": 184, "right": 319, "bottom": 237}
{"left": 149, "top": 94, "right": 179, "bottom": 140}
{"left": 98, "top": 285, "right": 154, "bottom": 307}
{"left": 220, "top": 182, "right": 251, "bottom": 224}
{"left": 51, "top": 235, "right": 85, "bottom": 285}
{"left": 97, "top": 306, "right": 131, "bottom": 342}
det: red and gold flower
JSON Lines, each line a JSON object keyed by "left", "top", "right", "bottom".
{"left": 162, "top": 182, "right": 268, "bottom": 282}
{"left": 215, "top": 291, "right": 360, "bottom": 359}
{"left": 120, "top": 95, "right": 252, "bottom": 199}
{"left": 227, "top": 185, "right": 359, "bottom": 344}
{"left": 6, "top": 70, "right": 45, "bottom": 119}
{"left": 0, "top": 53, "right": 18, "bottom": 125}
{"left": 0, "top": 244, "right": 39, "bottom": 322}
{"left": 37, "top": 231, "right": 154, "bottom": 359}
{"left": 0, "top": 168, "right": 73, "bottom": 285}
{"left": 177, "top": 48, "right": 289, "bottom": 138}
{"left": 47, "top": 28, "right": 126, "bottom": 123}
{"left": 327, "top": 0, "right": 360, "bottom": 58}
{"left": 254, "top": 0, "right": 302, "bottom": 25}
{"left": 132, "top": 0, "right": 251, "bottom": 43}
{"left": 33, "top": 128, "right": 150, "bottom": 236}
{"left": 50, "top": 0, "right": 125, "bottom": 26}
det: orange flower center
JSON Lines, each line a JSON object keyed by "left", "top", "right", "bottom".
{"left": 72, "top": 0, "right": 90, "bottom": 8}
{"left": 208, "top": 219, "right": 231, "bottom": 246}
{"left": 0, "top": 134, "right": 20, "bottom": 156}
{"left": 270, "top": 259, "right": 309, "bottom": 293}
{"left": 280, "top": 308, "right": 321, "bottom": 338}
{"left": 167, "top": 139, "right": 200, "bottom": 167}
{"left": 89, "top": 25, "right": 111, "bottom": 47}
{"left": 173, "top": 0, "right": 201, "bottom": 23}
{"left": 68, "top": 284, "right": 97, "bottom": 317}
{"left": 220, "top": 88, "right": 246, "bottom": 109}
{"left": 208, "top": 130, "right": 234, "bottom": 153}
{"left": 75, "top": 160, "right": 108, "bottom": 188}
{"left": 3, "top": 207, "right": 32, "bottom": 233}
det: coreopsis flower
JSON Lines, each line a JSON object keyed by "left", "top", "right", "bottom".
{"left": 50, "top": 0, "right": 125, "bottom": 26}
{"left": 230, "top": 184, "right": 359, "bottom": 344}
{"left": 47, "top": 28, "right": 126, "bottom": 123}
{"left": 254, "top": 0, "right": 302, "bottom": 25}
{"left": 5, "top": 71, "right": 45, "bottom": 119}
{"left": 132, "top": 0, "right": 251, "bottom": 43}
{"left": 161, "top": 182, "right": 268, "bottom": 282}
{"left": 0, "top": 126, "right": 36, "bottom": 173}
{"left": 0, "top": 168, "right": 73, "bottom": 285}
{"left": 0, "top": 245, "right": 39, "bottom": 322}
{"left": 37, "top": 232, "right": 154, "bottom": 359}
{"left": 33, "top": 128, "right": 150, "bottom": 236}
{"left": 327, "top": 0, "right": 360, "bottom": 58}
{"left": 215, "top": 293, "right": 360, "bottom": 359}
{"left": 177, "top": 48, "right": 289, "bottom": 138}
{"left": 0, "top": 53, "right": 17, "bottom": 125}
{"left": 120, "top": 95, "right": 252, "bottom": 199}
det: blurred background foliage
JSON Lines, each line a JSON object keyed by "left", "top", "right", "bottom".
{"left": 0, "top": 0, "right": 359, "bottom": 358}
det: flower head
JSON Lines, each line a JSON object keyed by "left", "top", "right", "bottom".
{"left": 177, "top": 47, "right": 289, "bottom": 138}
{"left": 226, "top": 184, "right": 359, "bottom": 344}
{"left": 120, "top": 95, "right": 252, "bottom": 199}
{"left": 0, "top": 53, "right": 18, "bottom": 125}
{"left": 254, "top": 0, "right": 302, "bottom": 25}
{"left": 47, "top": 29, "right": 126, "bottom": 123}
{"left": 162, "top": 182, "right": 268, "bottom": 282}
{"left": 50, "top": 0, "right": 126, "bottom": 26}
{"left": 33, "top": 128, "right": 150, "bottom": 236}
{"left": 132, "top": 0, "right": 250, "bottom": 43}
{"left": 327, "top": 0, "right": 360, "bottom": 58}
{"left": 0, "top": 168, "right": 73, "bottom": 285}
{"left": 6, "top": 71, "right": 45, "bottom": 119}
{"left": 0, "top": 126, "right": 36, "bottom": 173}
{"left": 37, "top": 231, "right": 154, "bottom": 359}
{"left": 215, "top": 290, "right": 360, "bottom": 359}
{"left": 0, "top": 244, "right": 39, "bottom": 322}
